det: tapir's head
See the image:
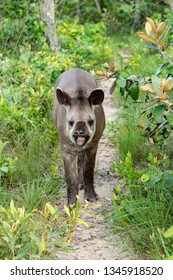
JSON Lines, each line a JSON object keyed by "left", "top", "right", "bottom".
{"left": 56, "top": 87, "right": 104, "bottom": 147}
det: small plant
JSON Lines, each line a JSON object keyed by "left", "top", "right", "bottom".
{"left": 0, "top": 200, "right": 63, "bottom": 259}
{"left": 63, "top": 197, "right": 89, "bottom": 241}
{"left": 0, "top": 198, "right": 89, "bottom": 259}
{"left": 0, "top": 139, "right": 16, "bottom": 180}
{"left": 112, "top": 152, "right": 173, "bottom": 259}
{"left": 163, "top": 225, "right": 173, "bottom": 259}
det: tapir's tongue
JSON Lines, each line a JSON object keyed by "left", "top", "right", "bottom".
{"left": 76, "top": 136, "right": 86, "bottom": 146}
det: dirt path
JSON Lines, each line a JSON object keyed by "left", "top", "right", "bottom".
{"left": 56, "top": 78, "right": 136, "bottom": 260}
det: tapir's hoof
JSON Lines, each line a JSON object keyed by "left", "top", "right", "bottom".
{"left": 84, "top": 192, "right": 99, "bottom": 202}
{"left": 68, "top": 197, "right": 77, "bottom": 209}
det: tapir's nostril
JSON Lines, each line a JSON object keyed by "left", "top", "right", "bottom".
{"left": 73, "top": 130, "right": 85, "bottom": 136}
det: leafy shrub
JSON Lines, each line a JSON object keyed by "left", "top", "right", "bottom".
{"left": 58, "top": 20, "right": 111, "bottom": 69}
{"left": 0, "top": 199, "right": 88, "bottom": 259}
{"left": 0, "top": 200, "right": 63, "bottom": 259}
{"left": 98, "top": 18, "right": 173, "bottom": 147}
{"left": 117, "top": 18, "right": 173, "bottom": 146}
{"left": 0, "top": 0, "right": 45, "bottom": 54}
{"left": 0, "top": 139, "right": 16, "bottom": 181}
{"left": 113, "top": 152, "right": 173, "bottom": 259}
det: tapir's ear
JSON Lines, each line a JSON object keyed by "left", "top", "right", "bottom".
{"left": 56, "top": 87, "right": 71, "bottom": 106}
{"left": 88, "top": 88, "right": 104, "bottom": 106}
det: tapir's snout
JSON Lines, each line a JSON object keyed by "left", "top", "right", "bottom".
{"left": 73, "top": 121, "right": 90, "bottom": 147}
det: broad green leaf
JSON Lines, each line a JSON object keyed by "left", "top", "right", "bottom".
{"left": 0, "top": 166, "right": 8, "bottom": 173}
{"left": 156, "top": 63, "right": 169, "bottom": 75}
{"left": 146, "top": 44, "right": 159, "bottom": 50}
{"left": 166, "top": 112, "right": 173, "bottom": 125}
{"left": 14, "top": 243, "right": 32, "bottom": 260}
{"left": 128, "top": 83, "right": 139, "bottom": 100}
{"left": 164, "top": 226, "right": 173, "bottom": 238}
{"left": 152, "top": 75, "right": 162, "bottom": 96}
{"left": 152, "top": 105, "right": 165, "bottom": 122}
{"left": 116, "top": 76, "right": 126, "bottom": 88}
{"left": 163, "top": 173, "right": 173, "bottom": 188}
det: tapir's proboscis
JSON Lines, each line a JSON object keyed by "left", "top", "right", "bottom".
{"left": 53, "top": 68, "right": 105, "bottom": 206}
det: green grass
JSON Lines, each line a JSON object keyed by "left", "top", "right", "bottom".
{"left": 109, "top": 32, "right": 160, "bottom": 76}
{"left": 112, "top": 182, "right": 173, "bottom": 259}
{"left": 106, "top": 99, "right": 156, "bottom": 164}
{"left": 18, "top": 178, "right": 62, "bottom": 212}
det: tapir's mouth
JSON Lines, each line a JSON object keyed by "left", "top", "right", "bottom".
{"left": 74, "top": 135, "right": 90, "bottom": 147}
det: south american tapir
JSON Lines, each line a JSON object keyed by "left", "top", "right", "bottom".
{"left": 52, "top": 68, "right": 105, "bottom": 206}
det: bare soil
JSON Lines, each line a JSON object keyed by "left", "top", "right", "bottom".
{"left": 56, "top": 78, "right": 136, "bottom": 260}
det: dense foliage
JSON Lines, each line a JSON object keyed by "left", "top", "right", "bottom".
{"left": 0, "top": 0, "right": 173, "bottom": 260}
{"left": 100, "top": 18, "right": 173, "bottom": 259}
{"left": 0, "top": 0, "right": 111, "bottom": 259}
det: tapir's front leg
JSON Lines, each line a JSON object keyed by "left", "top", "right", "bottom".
{"left": 62, "top": 151, "right": 78, "bottom": 206}
{"left": 83, "top": 145, "right": 99, "bottom": 201}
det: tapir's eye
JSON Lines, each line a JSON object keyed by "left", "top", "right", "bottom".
{"left": 88, "top": 120, "right": 94, "bottom": 126}
{"left": 69, "top": 120, "right": 74, "bottom": 127}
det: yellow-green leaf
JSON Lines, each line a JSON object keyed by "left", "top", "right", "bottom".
{"left": 0, "top": 139, "right": 3, "bottom": 153}
{"left": 44, "top": 203, "right": 57, "bottom": 219}
{"left": 76, "top": 218, "right": 89, "bottom": 228}
{"left": 10, "top": 200, "right": 19, "bottom": 220}
{"left": 164, "top": 226, "right": 173, "bottom": 238}
{"left": 64, "top": 205, "right": 71, "bottom": 218}
{"left": 42, "top": 234, "right": 47, "bottom": 253}
{"left": 141, "top": 174, "right": 150, "bottom": 182}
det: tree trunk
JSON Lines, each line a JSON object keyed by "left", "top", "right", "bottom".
{"left": 94, "top": 0, "right": 102, "bottom": 14}
{"left": 162, "top": 0, "right": 173, "bottom": 11}
{"left": 133, "top": 0, "right": 141, "bottom": 31}
{"left": 43, "top": 0, "right": 58, "bottom": 53}
{"left": 77, "top": 0, "right": 80, "bottom": 20}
